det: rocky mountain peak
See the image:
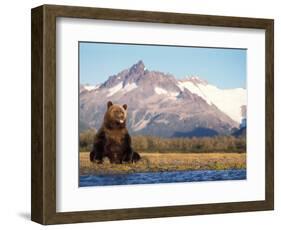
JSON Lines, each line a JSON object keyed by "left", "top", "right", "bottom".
{"left": 128, "top": 60, "right": 145, "bottom": 75}
{"left": 132, "top": 60, "right": 145, "bottom": 69}
{"left": 101, "top": 61, "right": 146, "bottom": 89}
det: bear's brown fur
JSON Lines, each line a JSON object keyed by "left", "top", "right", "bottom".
{"left": 90, "top": 101, "right": 141, "bottom": 164}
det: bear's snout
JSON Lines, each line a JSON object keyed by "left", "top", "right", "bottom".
{"left": 115, "top": 118, "right": 125, "bottom": 126}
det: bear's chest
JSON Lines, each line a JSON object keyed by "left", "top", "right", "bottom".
{"left": 105, "top": 129, "right": 125, "bottom": 146}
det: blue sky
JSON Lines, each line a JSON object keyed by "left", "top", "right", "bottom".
{"left": 79, "top": 42, "right": 246, "bottom": 89}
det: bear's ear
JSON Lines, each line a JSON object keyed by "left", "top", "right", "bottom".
{"left": 122, "top": 104, "right": 127, "bottom": 110}
{"left": 107, "top": 101, "right": 113, "bottom": 109}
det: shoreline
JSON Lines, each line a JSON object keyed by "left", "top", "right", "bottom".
{"left": 79, "top": 152, "right": 246, "bottom": 175}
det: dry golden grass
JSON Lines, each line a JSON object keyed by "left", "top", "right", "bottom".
{"left": 79, "top": 152, "right": 246, "bottom": 175}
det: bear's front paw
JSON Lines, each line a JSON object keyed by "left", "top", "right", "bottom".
{"left": 132, "top": 151, "right": 141, "bottom": 163}
{"left": 89, "top": 151, "right": 95, "bottom": 162}
{"left": 96, "top": 159, "right": 103, "bottom": 164}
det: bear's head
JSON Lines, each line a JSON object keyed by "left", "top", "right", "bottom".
{"left": 104, "top": 101, "right": 128, "bottom": 129}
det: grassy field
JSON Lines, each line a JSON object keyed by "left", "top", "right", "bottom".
{"left": 79, "top": 152, "right": 246, "bottom": 175}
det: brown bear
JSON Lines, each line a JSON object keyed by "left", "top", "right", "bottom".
{"left": 89, "top": 101, "right": 141, "bottom": 164}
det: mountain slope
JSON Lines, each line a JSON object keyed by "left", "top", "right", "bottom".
{"left": 178, "top": 76, "right": 246, "bottom": 123}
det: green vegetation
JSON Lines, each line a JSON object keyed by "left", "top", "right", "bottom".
{"left": 79, "top": 129, "right": 96, "bottom": 152}
{"left": 131, "top": 135, "right": 246, "bottom": 153}
{"left": 79, "top": 152, "right": 246, "bottom": 175}
{"left": 79, "top": 129, "right": 246, "bottom": 153}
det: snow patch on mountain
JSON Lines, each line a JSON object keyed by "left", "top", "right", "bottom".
{"left": 179, "top": 78, "right": 246, "bottom": 123}
{"left": 155, "top": 87, "right": 167, "bottom": 95}
{"left": 198, "top": 85, "right": 246, "bottom": 123}
{"left": 123, "top": 83, "right": 138, "bottom": 93}
{"left": 155, "top": 87, "right": 179, "bottom": 97}
{"left": 106, "top": 82, "right": 138, "bottom": 97}
{"left": 133, "top": 119, "right": 150, "bottom": 131}
{"left": 132, "top": 112, "right": 151, "bottom": 131}
{"left": 83, "top": 85, "right": 99, "bottom": 91}
{"left": 107, "top": 82, "right": 123, "bottom": 97}
{"left": 154, "top": 118, "right": 169, "bottom": 124}
{"left": 178, "top": 81, "right": 212, "bottom": 105}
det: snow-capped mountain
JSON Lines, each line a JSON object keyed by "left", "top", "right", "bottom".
{"left": 178, "top": 76, "right": 246, "bottom": 123}
{"left": 80, "top": 60, "right": 246, "bottom": 137}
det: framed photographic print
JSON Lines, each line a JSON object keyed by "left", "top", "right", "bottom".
{"left": 31, "top": 4, "right": 274, "bottom": 225}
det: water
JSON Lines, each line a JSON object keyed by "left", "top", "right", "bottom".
{"left": 79, "top": 169, "right": 246, "bottom": 187}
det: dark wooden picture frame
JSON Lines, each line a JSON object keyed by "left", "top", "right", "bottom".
{"left": 31, "top": 4, "right": 274, "bottom": 225}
